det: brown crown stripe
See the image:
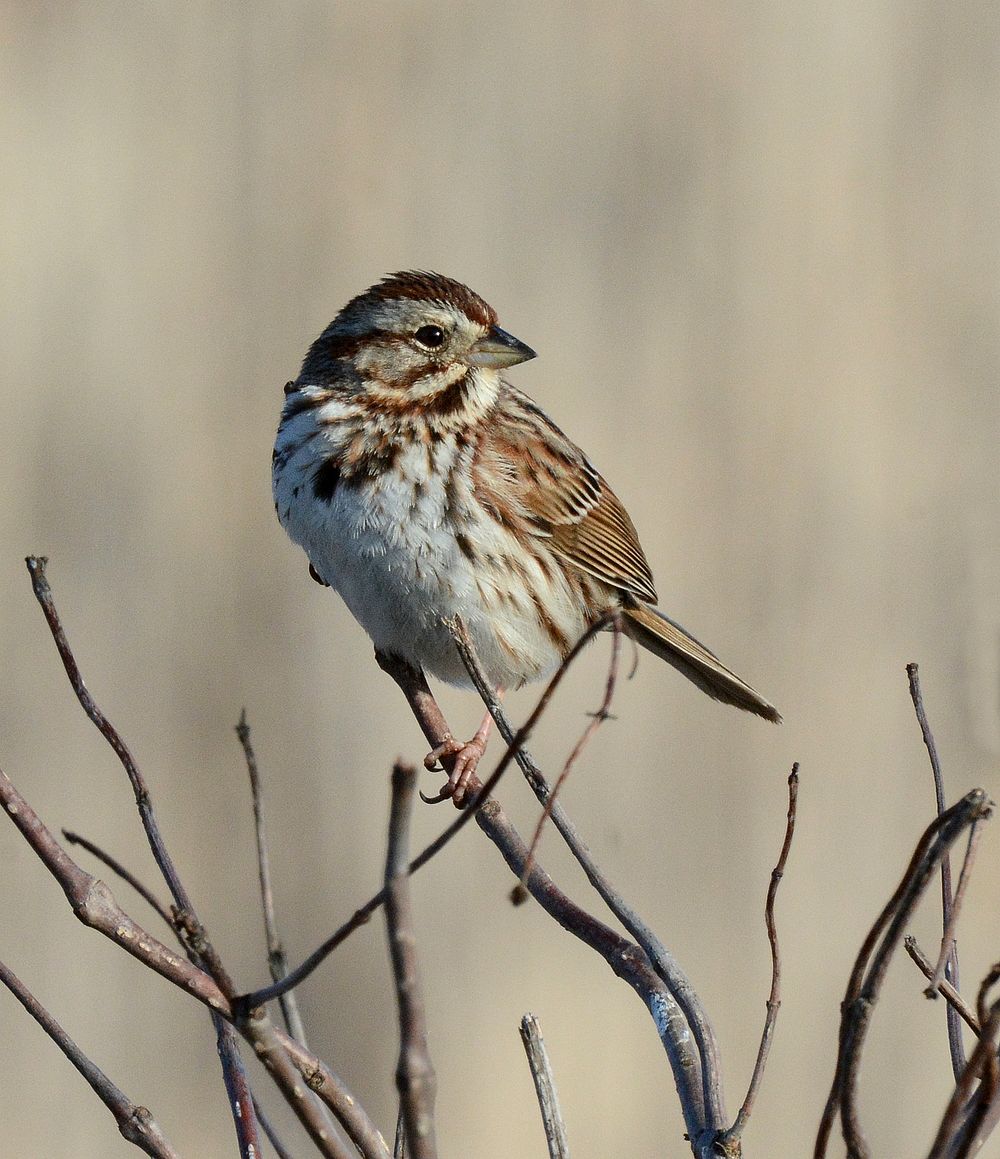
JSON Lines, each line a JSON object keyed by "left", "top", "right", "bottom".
{"left": 364, "top": 271, "right": 498, "bottom": 329}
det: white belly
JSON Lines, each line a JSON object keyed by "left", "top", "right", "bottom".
{"left": 276, "top": 440, "right": 588, "bottom": 688}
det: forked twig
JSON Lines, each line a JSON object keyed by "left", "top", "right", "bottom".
{"left": 815, "top": 789, "right": 993, "bottom": 1159}
{"left": 373, "top": 640, "right": 711, "bottom": 1144}
{"left": 385, "top": 763, "right": 438, "bottom": 1159}
{"left": 25, "top": 555, "right": 260, "bottom": 1156}
{"left": 520, "top": 1013, "right": 571, "bottom": 1159}
{"left": 236, "top": 710, "right": 347, "bottom": 1149}
{"left": 451, "top": 617, "right": 727, "bottom": 1143}
{"left": 0, "top": 958, "right": 179, "bottom": 1158}
{"left": 63, "top": 829, "right": 174, "bottom": 928}
{"left": 0, "top": 764, "right": 388, "bottom": 1159}
{"left": 237, "top": 614, "right": 618, "bottom": 1013}
{"left": 720, "top": 764, "right": 799, "bottom": 1147}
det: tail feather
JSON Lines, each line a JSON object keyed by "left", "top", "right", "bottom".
{"left": 622, "top": 602, "right": 781, "bottom": 723}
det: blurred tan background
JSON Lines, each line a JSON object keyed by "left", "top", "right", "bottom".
{"left": 2, "top": 3, "right": 999, "bottom": 1156}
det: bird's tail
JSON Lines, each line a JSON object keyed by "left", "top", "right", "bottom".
{"left": 622, "top": 601, "right": 781, "bottom": 723}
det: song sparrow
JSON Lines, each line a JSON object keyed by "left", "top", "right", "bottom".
{"left": 273, "top": 272, "right": 779, "bottom": 798}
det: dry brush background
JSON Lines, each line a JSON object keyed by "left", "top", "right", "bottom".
{"left": 2, "top": 3, "right": 999, "bottom": 1156}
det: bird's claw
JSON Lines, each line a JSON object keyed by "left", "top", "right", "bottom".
{"left": 422, "top": 734, "right": 486, "bottom": 808}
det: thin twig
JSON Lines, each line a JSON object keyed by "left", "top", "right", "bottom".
{"left": 908, "top": 661, "right": 965, "bottom": 1078}
{"left": 379, "top": 663, "right": 709, "bottom": 1149}
{"left": 26, "top": 555, "right": 259, "bottom": 1156}
{"left": 0, "top": 958, "right": 180, "bottom": 1158}
{"left": 451, "top": 617, "right": 727, "bottom": 1145}
{"left": 721, "top": 764, "right": 799, "bottom": 1146}
{"left": 63, "top": 829, "right": 174, "bottom": 928}
{"left": 385, "top": 763, "right": 438, "bottom": 1159}
{"left": 814, "top": 788, "right": 993, "bottom": 1159}
{"left": 904, "top": 938, "right": 980, "bottom": 1034}
{"left": 236, "top": 710, "right": 348, "bottom": 1150}
{"left": 253, "top": 1096, "right": 295, "bottom": 1159}
{"left": 26, "top": 558, "right": 194, "bottom": 918}
{"left": 236, "top": 710, "right": 308, "bottom": 1045}
{"left": 928, "top": 965, "right": 1000, "bottom": 1159}
{"left": 0, "top": 763, "right": 389, "bottom": 1159}
{"left": 517, "top": 616, "right": 623, "bottom": 896}
{"left": 931, "top": 821, "right": 984, "bottom": 991}
{"left": 520, "top": 1013, "right": 571, "bottom": 1159}
{"left": 237, "top": 615, "right": 617, "bottom": 1013}
{"left": 62, "top": 843, "right": 269, "bottom": 1159}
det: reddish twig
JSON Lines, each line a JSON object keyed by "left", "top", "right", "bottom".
{"left": 907, "top": 661, "right": 965, "bottom": 1078}
{"left": 815, "top": 789, "right": 993, "bottom": 1159}
{"left": 721, "top": 764, "right": 799, "bottom": 1147}
{"left": 519, "top": 1013, "right": 570, "bottom": 1159}
{"left": 385, "top": 763, "right": 438, "bottom": 1159}
{"left": 0, "top": 957, "right": 179, "bottom": 1158}
{"left": 516, "top": 615, "right": 623, "bottom": 897}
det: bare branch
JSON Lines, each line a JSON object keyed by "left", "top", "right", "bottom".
{"left": 238, "top": 618, "right": 618, "bottom": 1012}
{"left": 276, "top": 1033, "right": 392, "bottom": 1159}
{"left": 908, "top": 661, "right": 965, "bottom": 1077}
{"left": 237, "top": 712, "right": 349, "bottom": 1151}
{"left": 520, "top": 1013, "right": 570, "bottom": 1159}
{"left": 722, "top": 764, "right": 799, "bottom": 1146}
{"left": 0, "top": 958, "right": 179, "bottom": 1158}
{"left": 236, "top": 710, "right": 308, "bottom": 1045}
{"left": 26, "top": 557, "right": 194, "bottom": 917}
{"left": 451, "top": 618, "right": 727, "bottom": 1143}
{"left": 385, "top": 763, "right": 437, "bottom": 1159}
{"left": 2, "top": 761, "right": 389, "bottom": 1159}
{"left": 815, "top": 788, "right": 993, "bottom": 1159}
{"left": 928, "top": 965, "right": 1000, "bottom": 1159}
{"left": 517, "top": 614, "right": 623, "bottom": 895}
{"left": 26, "top": 556, "right": 260, "bottom": 1154}
{"left": 930, "top": 821, "right": 984, "bottom": 992}
{"left": 63, "top": 829, "right": 174, "bottom": 928}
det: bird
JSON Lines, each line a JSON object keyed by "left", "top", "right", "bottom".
{"left": 272, "top": 271, "right": 779, "bottom": 801}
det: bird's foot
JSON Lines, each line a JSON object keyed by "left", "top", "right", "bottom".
{"left": 422, "top": 733, "right": 487, "bottom": 807}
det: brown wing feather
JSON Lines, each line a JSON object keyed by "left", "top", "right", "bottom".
{"left": 475, "top": 386, "right": 658, "bottom": 603}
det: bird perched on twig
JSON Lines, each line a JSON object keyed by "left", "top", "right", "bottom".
{"left": 273, "top": 272, "right": 779, "bottom": 801}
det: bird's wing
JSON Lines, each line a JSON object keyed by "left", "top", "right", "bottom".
{"left": 474, "top": 385, "right": 658, "bottom": 603}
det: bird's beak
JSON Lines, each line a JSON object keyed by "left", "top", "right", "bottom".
{"left": 467, "top": 325, "right": 537, "bottom": 369}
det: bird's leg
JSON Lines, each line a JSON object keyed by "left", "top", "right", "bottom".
{"left": 423, "top": 696, "right": 503, "bottom": 806}
{"left": 374, "top": 650, "right": 502, "bottom": 808}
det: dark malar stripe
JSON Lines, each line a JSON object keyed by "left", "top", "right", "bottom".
{"left": 423, "top": 371, "right": 473, "bottom": 416}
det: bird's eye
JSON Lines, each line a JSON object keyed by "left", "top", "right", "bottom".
{"left": 414, "top": 324, "right": 446, "bottom": 348}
